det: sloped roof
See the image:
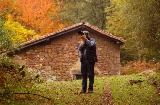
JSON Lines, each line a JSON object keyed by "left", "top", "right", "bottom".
{"left": 19, "top": 22, "right": 125, "bottom": 49}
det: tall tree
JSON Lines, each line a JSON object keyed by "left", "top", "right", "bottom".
{"left": 12, "top": 0, "right": 65, "bottom": 35}
{"left": 106, "top": 0, "right": 160, "bottom": 62}
{"left": 60, "top": 0, "right": 109, "bottom": 30}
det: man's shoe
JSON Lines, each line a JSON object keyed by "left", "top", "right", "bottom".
{"left": 88, "top": 89, "right": 93, "bottom": 93}
{"left": 80, "top": 90, "right": 86, "bottom": 94}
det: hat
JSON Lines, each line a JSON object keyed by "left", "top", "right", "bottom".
{"left": 78, "top": 31, "right": 89, "bottom": 35}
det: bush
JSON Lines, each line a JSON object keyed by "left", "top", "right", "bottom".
{"left": 121, "top": 61, "right": 160, "bottom": 75}
{"left": 0, "top": 55, "right": 45, "bottom": 101}
{"left": 121, "top": 68, "right": 139, "bottom": 75}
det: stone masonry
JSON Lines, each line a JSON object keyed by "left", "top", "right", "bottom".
{"left": 10, "top": 23, "right": 124, "bottom": 81}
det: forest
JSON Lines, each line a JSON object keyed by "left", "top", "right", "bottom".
{"left": 0, "top": 0, "right": 160, "bottom": 104}
{"left": 0, "top": 0, "right": 160, "bottom": 62}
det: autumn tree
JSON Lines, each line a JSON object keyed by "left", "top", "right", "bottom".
{"left": 0, "top": 0, "right": 14, "bottom": 13}
{"left": 0, "top": 16, "right": 12, "bottom": 54}
{"left": 3, "top": 14, "right": 38, "bottom": 44}
{"left": 11, "top": 0, "right": 65, "bottom": 35}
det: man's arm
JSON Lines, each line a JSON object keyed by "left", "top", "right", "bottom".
{"left": 78, "top": 41, "right": 85, "bottom": 51}
{"left": 86, "top": 38, "right": 96, "bottom": 47}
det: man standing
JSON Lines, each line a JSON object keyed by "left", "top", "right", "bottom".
{"left": 78, "top": 30, "right": 98, "bottom": 94}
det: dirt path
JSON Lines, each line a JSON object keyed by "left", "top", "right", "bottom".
{"left": 101, "top": 81, "right": 114, "bottom": 105}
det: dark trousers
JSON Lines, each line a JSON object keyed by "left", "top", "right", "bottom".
{"left": 81, "top": 60, "right": 95, "bottom": 91}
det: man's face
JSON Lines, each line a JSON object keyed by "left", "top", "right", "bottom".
{"left": 81, "top": 34, "right": 86, "bottom": 39}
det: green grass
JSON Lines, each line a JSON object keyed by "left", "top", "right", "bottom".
{"left": 149, "top": 72, "right": 160, "bottom": 86}
{"left": 1, "top": 73, "right": 160, "bottom": 105}
{"left": 33, "top": 77, "right": 106, "bottom": 105}
{"left": 107, "top": 74, "right": 160, "bottom": 105}
{"left": 0, "top": 77, "right": 106, "bottom": 105}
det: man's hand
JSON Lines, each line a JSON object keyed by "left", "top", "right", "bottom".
{"left": 80, "top": 40, "right": 85, "bottom": 46}
{"left": 81, "top": 35, "right": 87, "bottom": 41}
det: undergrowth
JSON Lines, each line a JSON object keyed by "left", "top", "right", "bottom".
{"left": 0, "top": 56, "right": 160, "bottom": 105}
{"left": 107, "top": 74, "right": 160, "bottom": 105}
{"left": 0, "top": 55, "right": 45, "bottom": 104}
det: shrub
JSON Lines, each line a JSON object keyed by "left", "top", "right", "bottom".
{"left": 0, "top": 55, "right": 45, "bottom": 100}
{"left": 121, "top": 61, "right": 159, "bottom": 75}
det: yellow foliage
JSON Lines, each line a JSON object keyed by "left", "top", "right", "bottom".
{"left": 6, "top": 14, "right": 13, "bottom": 21}
{"left": 3, "top": 17, "right": 39, "bottom": 45}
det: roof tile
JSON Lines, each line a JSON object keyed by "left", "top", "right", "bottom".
{"left": 20, "top": 22, "right": 125, "bottom": 48}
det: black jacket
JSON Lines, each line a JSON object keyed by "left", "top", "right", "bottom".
{"left": 78, "top": 38, "right": 98, "bottom": 62}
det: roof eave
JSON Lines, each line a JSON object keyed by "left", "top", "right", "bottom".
{"left": 82, "top": 25, "right": 125, "bottom": 45}
{"left": 17, "top": 22, "right": 125, "bottom": 51}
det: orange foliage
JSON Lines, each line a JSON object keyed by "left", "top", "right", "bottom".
{"left": 0, "top": 0, "right": 13, "bottom": 15}
{"left": 0, "top": 0, "right": 10, "bottom": 11}
{"left": 12, "top": 0, "right": 65, "bottom": 35}
{"left": 121, "top": 61, "right": 160, "bottom": 75}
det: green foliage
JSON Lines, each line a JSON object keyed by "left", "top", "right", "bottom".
{"left": 0, "top": 56, "right": 45, "bottom": 104}
{"left": 107, "top": 74, "right": 160, "bottom": 105}
{"left": 0, "top": 16, "right": 13, "bottom": 53}
{"left": 149, "top": 72, "right": 160, "bottom": 86}
{"left": 123, "top": 0, "right": 160, "bottom": 53}
{"left": 60, "top": 0, "right": 110, "bottom": 29}
{"left": 106, "top": 0, "right": 160, "bottom": 62}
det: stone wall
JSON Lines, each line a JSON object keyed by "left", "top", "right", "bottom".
{"left": 94, "top": 33, "right": 120, "bottom": 76}
{"left": 11, "top": 31, "right": 120, "bottom": 81}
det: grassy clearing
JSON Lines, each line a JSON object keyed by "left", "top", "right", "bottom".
{"left": 0, "top": 73, "right": 160, "bottom": 105}
{"left": 107, "top": 74, "right": 160, "bottom": 105}
{"left": 33, "top": 77, "right": 106, "bottom": 105}
{"left": 0, "top": 77, "right": 106, "bottom": 105}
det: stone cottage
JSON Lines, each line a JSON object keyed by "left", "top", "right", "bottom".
{"left": 10, "top": 22, "right": 125, "bottom": 81}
